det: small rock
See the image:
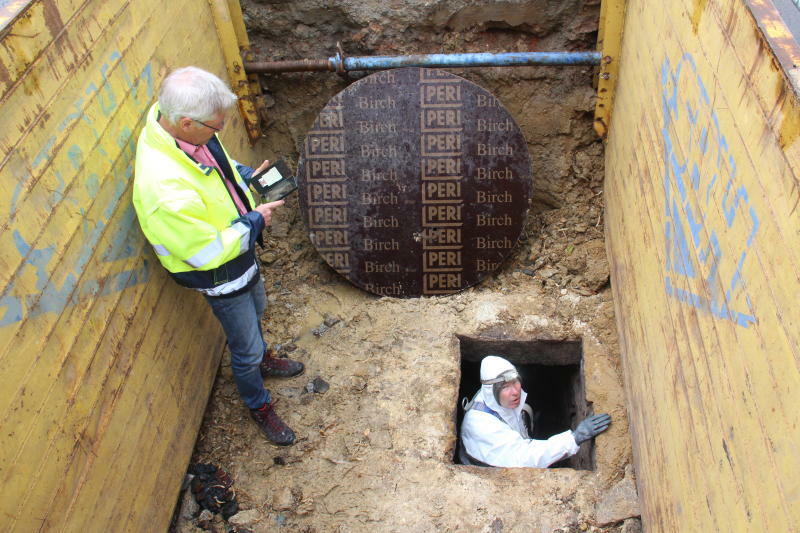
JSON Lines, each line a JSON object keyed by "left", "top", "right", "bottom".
{"left": 228, "top": 509, "right": 261, "bottom": 527}
{"left": 622, "top": 517, "right": 642, "bottom": 533}
{"left": 277, "top": 386, "right": 304, "bottom": 399}
{"left": 273, "top": 456, "right": 286, "bottom": 465}
{"left": 311, "top": 323, "right": 330, "bottom": 337}
{"left": 539, "top": 267, "right": 558, "bottom": 278}
{"left": 260, "top": 251, "right": 278, "bottom": 264}
{"left": 179, "top": 488, "right": 200, "bottom": 520}
{"left": 349, "top": 375, "right": 367, "bottom": 392}
{"left": 323, "top": 314, "right": 341, "bottom": 327}
{"left": 281, "top": 343, "right": 298, "bottom": 353}
{"left": 176, "top": 522, "right": 203, "bottom": 533}
{"left": 211, "top": 513, "right": 225, "bottom": 530}
{"left": 311, "top": 376, "right": 329, "bottom": 394}
{"left": 521, "top": 268, "right": 536, "bottom": 277}
{"left": 197, "top": 509, "right": 214, "bottom": 530}
{"left": 595, "top": 467, "right": 641, "bottom": 525}
{"left": 272, "top": 487, "right": 294, "bottom": 511}
{"left": 530, "top": 255, "right": 547, "bottom": 270}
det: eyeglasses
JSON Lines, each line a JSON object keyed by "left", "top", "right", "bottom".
{"left": 192, "top": 118, "right": 224, "bottom": 132}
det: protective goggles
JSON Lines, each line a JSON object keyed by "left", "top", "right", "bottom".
{"left": 480, "top": 369, "right": 520, "bottom": 385}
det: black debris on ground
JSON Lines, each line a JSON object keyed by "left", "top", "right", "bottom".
{"left": 189, "top": 463, "right": 239, "bottom": 519}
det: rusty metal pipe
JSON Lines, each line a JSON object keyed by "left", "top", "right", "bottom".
{"left": 244, "top": 58, "right": 335, "bottom": 73}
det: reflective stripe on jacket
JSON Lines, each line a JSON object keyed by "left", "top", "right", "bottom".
{"left": 133, "top": 104, "right": 265, "bottom": 297}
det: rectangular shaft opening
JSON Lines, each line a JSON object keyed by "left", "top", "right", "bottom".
{"left": 456, "top": 335, "right": 594, "bottom": 470}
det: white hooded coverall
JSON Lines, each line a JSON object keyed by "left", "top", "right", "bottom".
{"left": 460, "top": 356, "right": 579, "bottom": 468}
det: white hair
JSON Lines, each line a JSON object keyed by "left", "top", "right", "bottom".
{"left": 158, "top": 66, "right": 237, "bottom": 124}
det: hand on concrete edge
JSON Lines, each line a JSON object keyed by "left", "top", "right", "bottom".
{"left": 573, "top": 413, "right": 612, "bottom": 444}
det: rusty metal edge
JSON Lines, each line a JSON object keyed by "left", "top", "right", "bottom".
{"left": 208, "top": 0, "right": 263, "bottom": 143}
{"left": 0, "top": 0, "right": 35, "bottom": 37}
{"left": 745, "top": 0, "right": 800, "bottom": 99}
{"left": 594, "top": 0, "right": 628, "bottom": 141}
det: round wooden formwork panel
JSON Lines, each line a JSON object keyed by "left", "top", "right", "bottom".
{"left": 298, "top": 67, "right": 532, "bottom": 297}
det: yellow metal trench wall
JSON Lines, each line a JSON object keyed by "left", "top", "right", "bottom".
{"left": 604, "top": 0, "right": 800, "bottom": 530}
{"left": 0, "top": 1, "right": 260, "bottom": 530}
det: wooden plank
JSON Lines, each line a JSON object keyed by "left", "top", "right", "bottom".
{"left": 0, "top": 0, "right": 261, "bottom": 530}
{"left": 47, "top": 278, "right": 183, "bottom": 531}
{"left": 61, "top": 279, "right": 221, "bottom": 532}
{"left": 8, "top": 262, "right": 167, "bottom": 531}
{"left": 0, "top": 0, "right": 86, "bottom": 97}
{"left": 674, "top": 10, "right": 800, "bottom": 523}
{"left": 108, "top": 308, "right": 222, "bottom": 531}
{"left": 0, "top": 0, "right": 159, "bottom": 282}
{"left": 1, "top": 0, "right": 199, "bottom": 507}
{"left": 605, "top": 0, "right": 800, "bottom": 530}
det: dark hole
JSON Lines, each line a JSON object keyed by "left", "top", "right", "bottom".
{"left": 454, "top": 335, "right": 593, "bottom": 470}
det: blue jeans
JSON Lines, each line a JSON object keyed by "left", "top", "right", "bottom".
{"left": 204, "top": 279, "right": 270, "bottom": 409}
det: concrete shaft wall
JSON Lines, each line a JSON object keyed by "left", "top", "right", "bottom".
{"left": 0, "top": 1, "right": 261, "bottom": 530}
{"left": 605, "top": 0, "right": 800, "bottom": 530}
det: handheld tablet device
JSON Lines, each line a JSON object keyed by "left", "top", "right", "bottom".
{"left": 250, "top": 159, "right": 298, "bottom": 202}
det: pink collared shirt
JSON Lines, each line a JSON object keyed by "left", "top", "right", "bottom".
{"left": 176, "top": 138, "right": 248, "bottom": 216}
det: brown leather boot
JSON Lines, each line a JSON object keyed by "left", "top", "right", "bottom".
{"left": 249, "top": 402, "right": 295, "bottom": 446}
{"left": 259, "top": 349, "right": 304, "bottom": 378}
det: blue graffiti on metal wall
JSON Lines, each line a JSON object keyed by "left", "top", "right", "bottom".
{"left": 661, "top": 54, "right": 760, "bottom": 327}
{"left": 0, "top": 52, "right": 155, "bottom": 327}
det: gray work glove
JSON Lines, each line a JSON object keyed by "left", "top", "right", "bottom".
{"left": 572, "top": 413, "right": 612, "bottom": 444}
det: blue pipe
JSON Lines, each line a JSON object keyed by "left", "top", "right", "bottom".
{"left": 243, "top": 51, "right": 602, "bottom": 74}
{"left": 334, "top": 51, "right": 602, "bottom": 71}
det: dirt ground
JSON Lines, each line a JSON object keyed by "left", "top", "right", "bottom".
{"left": 178, "top": 1, "right": 639, "bottom": 531}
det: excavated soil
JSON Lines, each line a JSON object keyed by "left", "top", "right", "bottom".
{"left": 180, "top": 1, "right": 639, "bottom": 531}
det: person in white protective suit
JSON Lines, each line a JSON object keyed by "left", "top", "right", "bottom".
{"left": 459, "top": 355, "right": 611, "bottom": 468}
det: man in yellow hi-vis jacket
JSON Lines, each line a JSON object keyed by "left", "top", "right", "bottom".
{"left": 133, "top": 66, "right": 302, "bottom": 446}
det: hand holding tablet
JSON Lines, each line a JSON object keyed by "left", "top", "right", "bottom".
{"left": 250, "top": 159, "right": 298, "bottom": 202}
